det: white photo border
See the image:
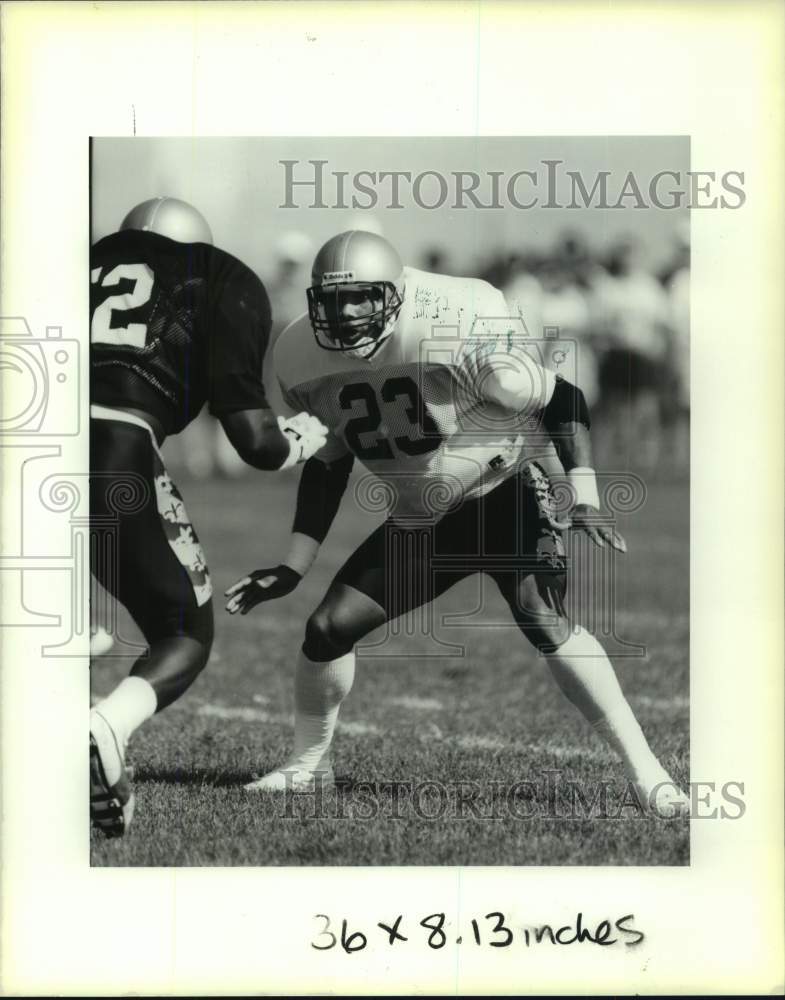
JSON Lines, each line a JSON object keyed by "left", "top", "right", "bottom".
{"left": 1, "top": 1, "right": 783, "bottom": 994}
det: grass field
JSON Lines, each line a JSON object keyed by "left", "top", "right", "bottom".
{"left": 91, "top": 470, "right": 689, "bottom": 867}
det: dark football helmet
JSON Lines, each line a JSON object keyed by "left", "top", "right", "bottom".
{"left": 306, "top": 230, "right": 404, "bottom": 359}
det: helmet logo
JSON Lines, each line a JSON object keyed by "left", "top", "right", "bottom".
{"left": 321, "top": 270, "right": 355, "bottom": 283}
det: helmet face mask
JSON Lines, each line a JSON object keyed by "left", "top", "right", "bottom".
{"left": 307, "top": 279, "right": 403, "bottom": 359}
{"left": 307, "top": 231, "right": 405, "bottom": 360}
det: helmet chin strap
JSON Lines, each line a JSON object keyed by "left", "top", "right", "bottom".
{"left": 344, "top": 316, "right": 398, "bottom": 361}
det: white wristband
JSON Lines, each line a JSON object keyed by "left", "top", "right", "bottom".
{"left": 278, "top": 430, "right": 302, "bottom": 470}
{"left": 282, "top": 532, "right": 320, "bottom": 577}
{"left": 568, "top": 467, "right": 601, "bottom": 509}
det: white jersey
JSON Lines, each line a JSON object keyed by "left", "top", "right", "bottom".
{"left": 274, "top": 267, "right": 556, "bottom": 521}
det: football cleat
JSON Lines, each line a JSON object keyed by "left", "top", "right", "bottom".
{"left": 244, "top": 757, "right": 335, "bottom": 794}
{"left": 635, "top": 777, "right": 690, "bottom": 818}
{"left": 89, "top": 711, "right": 135, "bottom": 837}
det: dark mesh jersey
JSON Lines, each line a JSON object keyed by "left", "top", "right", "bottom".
{"left": 91, "top": 230, "right": 272, "bottom": 435}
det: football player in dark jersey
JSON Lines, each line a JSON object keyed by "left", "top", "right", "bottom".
{"left": 89, "top": 197, "right": 327, "bottom": 837}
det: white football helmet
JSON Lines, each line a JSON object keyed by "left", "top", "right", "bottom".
{"left": 306, "top": 230, "right": 404, "bottom": 360}
{"left": 120, "top": 197, "right": 213, "bottom": 246}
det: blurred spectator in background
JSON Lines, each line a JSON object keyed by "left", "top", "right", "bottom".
{"left": 661, "top": 220, "right": 690, "bottom": 472}
{"left": 502, "top": 251, "right": 543, "bottom": 338}
{"left": 421, "top": 245, "right": 452, "bottom": 275}
{"left": 537, "top": 253, "right": 598, "bottom": 407}
{"left": 267, "top": 230, "right": 314, "bottom": 336}
{"left": 503, "top": 240, "right": 599, "bottom": 407}
{"left": 588, "top": 235, "right": 673, "bottom": 473}
{"left": 557, "top": 230, "right": 598, "bottom": 290}
{"left": 258, "top": 230, "right": 317, "bottom": 425}
{"left": 479, "top": 250, "right": 513, "bottom": 291}
{"left": 503, "top": 227, "right": 688, "bottom": 478}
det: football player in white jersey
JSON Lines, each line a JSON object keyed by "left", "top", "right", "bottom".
{"left": 226, "top": 230, "right": 688, "bottom": 816}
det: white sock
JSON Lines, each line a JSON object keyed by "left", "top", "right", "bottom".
{"left": 544, "top": 627, "right": 664, "bottom": 786}
{"left": 91, "top": 676, "right": 158, "bottom": 749}
{"left": 287, "top": 649, "right": 355, "bottom": 771}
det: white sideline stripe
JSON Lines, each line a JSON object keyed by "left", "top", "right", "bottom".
{"left": 455, "top": 734, "right": 506, "bottom": 751}
{"left": 197, "top": 704, "right": 382, "bottom": 736}
{"left": 197, "top": 705, "right": 603, "bottom": 761}
{"left": 520, "top": 743, "right": 601, "bottom": 762}
{"left": 387, "top": 695, "right": 445, "bottom": 711}
{"left": 338, "top": 719, "right": 383, "bottom": 737}
{"left": 453, "top": 734, "right": 601, "bottom": 761}
{"left": 617, "top": 611, "right": 689, "bottom": 627}
{"left": 633, "top": 695, "right": 689, "bottom": 711}
{"left": 199, "top": 705, "right": 277, "bottom": 723}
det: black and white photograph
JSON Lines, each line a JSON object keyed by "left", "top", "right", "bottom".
{"left": 88, "top": 136, "right": 693, "bottom": 866}
{"left": 1, "top": 2, "right": 782, "bottom": 995}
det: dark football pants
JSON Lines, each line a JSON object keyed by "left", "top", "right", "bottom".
{"left": 305, "top": 470, "right": 569, "bottom": 661}
{"left": 90, "top": 410, "right": 214, "bottom": 707}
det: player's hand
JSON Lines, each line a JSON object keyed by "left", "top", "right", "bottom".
{"left": 278, "top": 412, "right": 328, "bottom": 464}
{"left": 569, "top": 503, "right": 627, "bottom": 553}
{"left": 224, "top": 565, "right": 302, "bottom": 615}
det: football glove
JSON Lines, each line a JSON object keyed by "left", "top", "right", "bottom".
{"left": 278, "top": 412, "right": 329, "bottom": 468}
{"left": 224, "top": 565, "right": 302, "bottom": 615}
{"left": 569, "top": 503, "right": 627, "bottom": 552}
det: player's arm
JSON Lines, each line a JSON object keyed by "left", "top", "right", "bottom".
{"left": 210, "top": 265, "right": 327, "bottom": 469}
{"left": 219, "top": 408, "right": 327, "bottom": 471}
{"left": 469, "top": 282, "right": 625, "bottom": 552}
{"left": 480, "top": 358, "right": 607, "bottom": 537}
{"left": 225, "top": 453, "right": 354, "bottom": 614}
{"left": 540, "top": 375, "right": 626, "bottom": 552}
